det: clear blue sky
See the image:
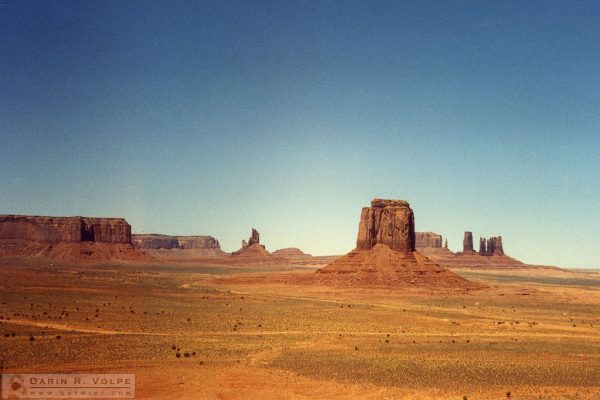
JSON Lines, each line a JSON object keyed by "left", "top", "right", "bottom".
{"left": 1, "top": 1, "right": 599, "bottom": 268}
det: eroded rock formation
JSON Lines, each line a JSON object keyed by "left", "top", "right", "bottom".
{"left": 415, "top": 232, "right": 443, "bottom": 248}
{"left": 248, "top": 228, "right": 260, "bottom": 246}
{"left": 318, "top": 199, "right": 475, "bottom": 288}
{"left": 356, "top": 199, "right": 415, "bottom": 253}
{"left": 232, "top": 228, "right": 271, "bottom": 258}
{"left": 479, "top": 236, "right": 504, "bottom": 256}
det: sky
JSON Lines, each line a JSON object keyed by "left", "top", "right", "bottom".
{"left": 1, "top": 1, "right": 599, "bottom": 268}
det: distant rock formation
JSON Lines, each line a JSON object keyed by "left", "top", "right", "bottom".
{"left": 462, "top": 231, "right": 475, "bottom": 253}
{"left": 444, "top": 239, "right": 448, "bottom": 249}
{"left": 356, "top": 199, "right": 415, "bottom": 253}
{"left": 318, "top": 199, "right": 475, "bottom": 288}
{"left": 479, "top": 236, "right": 504, "bottom": 256}
{"left": 132, "top": 234, "right": 221, "bottom": 251}
{"left": 0, "top": 214, "right": 147, "bottom": 262}
{"left": 423, "top": 231, "right": 521, "bottom": 268}
{"left": 415, "top": 232, "right": 443, "bottom": 248}
{"left": 272, "top": 247, "right": 312, "bottom": 258}
{"left": 232, "top": 228, "right": 271, "bottom": 258}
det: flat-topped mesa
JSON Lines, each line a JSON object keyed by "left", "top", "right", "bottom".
{"left": 356, "top": 198, "right": 415, "bottom": 253}
{"left": 0, "top": 214, "right": 149, "bottom": 262}
{"left": 463, "top": 231, "right": 474, "bottom": 253}
{"left": 416, "top": 232, "right": 443, "bottom": 248}
{"left": 0, "top": 214, "right": 131, "bottom": 244}
{"left": 131, "top": 234, "right": 221, "bottom": 250}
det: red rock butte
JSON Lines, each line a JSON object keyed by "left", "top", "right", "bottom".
{"left": 318, "top": 199, "right": 475, "bottom": 288}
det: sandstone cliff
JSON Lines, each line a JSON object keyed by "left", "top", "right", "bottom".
{"left": 356, "top": 199, "right": 415, "bottom": 253}
{"left": 0, "top": 214, "right": 131, "bottom": 244}
{"left": 0, "top": 214, "right": 147, "bottom": 262}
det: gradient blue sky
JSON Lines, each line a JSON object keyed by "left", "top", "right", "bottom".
{"left": 1, "top": 1, "right": 599, "bottom": 267}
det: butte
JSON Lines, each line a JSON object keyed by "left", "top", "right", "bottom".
{"left": 317, "top": 199, "right": 475, "bottom": 288}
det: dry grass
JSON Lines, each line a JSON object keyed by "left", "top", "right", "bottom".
{"left": 0, "top": 257, "right": 599, "bottom": 399}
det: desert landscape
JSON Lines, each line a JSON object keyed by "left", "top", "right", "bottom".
{"left": 1, "top": 200, "right": 599, "bottom": 399}
{"left": 3, "top": 2, "right": 600, "bottom": 399}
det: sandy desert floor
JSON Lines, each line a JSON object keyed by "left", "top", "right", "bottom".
{"left": 1, "top": 258, "right": 599, "bottom": 399}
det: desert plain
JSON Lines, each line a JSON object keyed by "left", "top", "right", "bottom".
{"left": 1, "top": 256, "right": 599, "bottom": 400}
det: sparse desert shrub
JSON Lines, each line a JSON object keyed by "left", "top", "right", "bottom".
{"left": 184, "top": 352, "right": 190, "bottom": 358}
{"left": 56, "top": 335, "right": 61, "bottom": 339}
{"left": 29, "top": 336, "right": 34, "bottom": 341}
{"left": 176, "top": 353, "right": 181, "bottom": 358}
{"left": 506, "top": 392, "right": 511, "bottom": 398}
